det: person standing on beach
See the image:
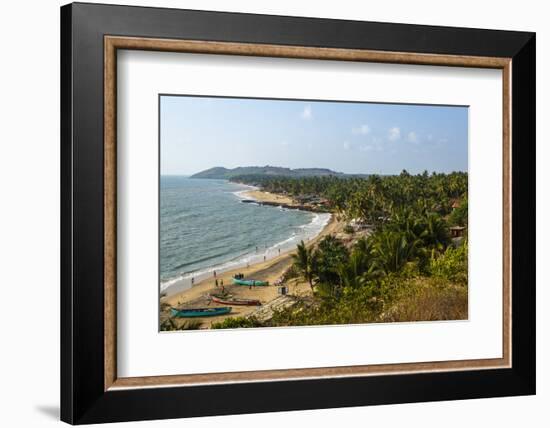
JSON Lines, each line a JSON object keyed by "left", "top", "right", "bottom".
{"left": 215, "top": 279, "right": 218, "bottom": 287}
{"left": 213, "top": 270, "right": 217, "bottom": 278}
{"left": 263, "top": 255, "right": 266, "bottom": 261}
{"left": 220, "top": 279, "right": 223, "bottom": 287}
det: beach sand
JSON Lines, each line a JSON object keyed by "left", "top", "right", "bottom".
{"left": 161, "top": 204, "right": 344, "bottom": 329}
{"left": 241, "top": 189, "right": 295, "bottom": 206}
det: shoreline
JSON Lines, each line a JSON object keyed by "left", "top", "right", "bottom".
{"left": 240, "top": 189, "right": 295, "bottom": 206}
{"left": 160, "top": 190, "right": 343, "bottom": 328}
{"left": 160, "top": 187, "right": 329, "bottom": 297}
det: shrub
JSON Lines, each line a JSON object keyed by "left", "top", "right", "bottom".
{"left": 379, "top": 279, "right": 468, "bottom": 322}
{"left": 343, "top": 224, "right": 355, "bottom": 234}
{"left": 160, "top": 318, "right": 202, "bottom": 331}
{"left": 211, "top": 316, "right": 263, "bottom": 329}
{"left": 430, "top": 240, "right": 468, "bottom": 285}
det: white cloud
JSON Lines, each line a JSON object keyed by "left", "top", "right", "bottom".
{"left": 343, "top": 141, "right": 351, "bottom": 150}
{"left": 301, "top": 105, "right": 313, "bottom": 120}
{"left": 388, "top": 127, "right": 401, "bottom": 141}
{"left": 407, "top": 131, "right": 418, "bottom": 143}
{"left": 352, "top": 124, "right": 371, "bottom": 135}
{"left": 359, "top": 137, "right": 384, "bottom": 153}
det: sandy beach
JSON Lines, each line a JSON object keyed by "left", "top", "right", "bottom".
{"left": 160, "top": 191, "right": 344, "bottom": 328}
{"left": 241, "top": 190, "right": 295, "bottom": 206}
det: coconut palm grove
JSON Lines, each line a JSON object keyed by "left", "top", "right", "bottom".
{"left": 207, "top": 170, "right": 468, "bottom": 329}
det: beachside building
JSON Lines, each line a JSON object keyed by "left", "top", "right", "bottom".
{"left": 349, "top": 218, "right": 373, "bottom": 231}
{"left": 449, "top": 225, "right": 466, "bottom": 238}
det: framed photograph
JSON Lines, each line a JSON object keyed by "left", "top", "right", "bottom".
{"left": 61, "top": 2, "right": 535, "bottom": 424}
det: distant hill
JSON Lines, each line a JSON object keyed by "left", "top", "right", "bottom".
{"left": 190, "top": 166, "right": 344, "bottom": 179}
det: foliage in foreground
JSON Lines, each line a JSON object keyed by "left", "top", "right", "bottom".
{"left": 211, "top": 275, "right": 467, "bottom": 330}
{"left": 429, "top": 239, "right": 468, "bottom": 286}
{"left": 211, "top": 317, "right": 263, "bottom": 329}
{"left": 379, "top": 279, "right": 468, "bottom": 322}
{"left": 160, "top": 318, "right": 202, "bottom": 331}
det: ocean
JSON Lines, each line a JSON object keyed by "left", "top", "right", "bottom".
{"left": 160, "top": 176, "right": 331, "bottom": 295}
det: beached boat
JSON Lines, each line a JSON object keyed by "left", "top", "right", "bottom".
{"left": 170, "top": 307, "right": 232, "bottom": 318}
{"left": 232, "top": 277, "right": 269, "bottom": 287}
{"left": 209, "top": 293, "right": 261, "bottom": 306}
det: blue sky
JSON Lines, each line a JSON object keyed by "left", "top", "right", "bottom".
{"left": 160, "top": 95, "right": 468, "bottom": 175}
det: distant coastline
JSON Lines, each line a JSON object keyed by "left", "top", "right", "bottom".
{"left": 190, "top": 165, "right": 345, "bottom": 180}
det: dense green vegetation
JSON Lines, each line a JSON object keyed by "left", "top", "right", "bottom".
{"left": 231, "top": 170, "right": 467, "bottom": 226}
{"left": 160, "top": 318, "right": 202, "bottom": 331}
{"left": 212, "top": 171, "right": 469, "bottom": 328}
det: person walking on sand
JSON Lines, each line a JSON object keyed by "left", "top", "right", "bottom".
{"left": 213, "top": 270, "right": 217, "bottom": 278}
{"left": 263, "top": 255, "right": 266, "bottom": 261}
{"left": 215, "top": 279, "right": 218, "bottom": 287}
{"left": 278, "top": 248, "right": 281, "bottom": 255}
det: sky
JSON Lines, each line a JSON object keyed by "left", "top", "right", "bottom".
{"left": 160, "top": 95, "right": 468, "bottom": 176}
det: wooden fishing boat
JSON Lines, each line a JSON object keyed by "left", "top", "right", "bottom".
{"left": 232, "top": 277, "right": 269, "bottom": 287}
{"left": 170, "top": 307, "right": 232, "bottom": 318}
{"left": 209, "top": 293, "right": 261, "bottom": 306}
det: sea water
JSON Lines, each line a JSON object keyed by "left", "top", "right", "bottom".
{"left": 160, "top": 176, "right": 331, "bottom": 296}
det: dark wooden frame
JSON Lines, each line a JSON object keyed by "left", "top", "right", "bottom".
{"left": 61, "top": 2, "right": 536, "bottom": 424}
{"left": 104, "top": 37, "right": 514, "bottom": 389}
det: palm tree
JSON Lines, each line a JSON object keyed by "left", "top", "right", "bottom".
{"left": 291, "top": 240, "right": 317, "bottom": 290}
{"left": 336, "top": 237, "right": 382, "bottom": 290}
{"left": 315, "top": 235, "right": 349, "bottom": 285}
{"left": 371, "top": 230, "right": 419, "bottom": 273}
{"left": 420, "top": 212, "right": 451, "bottom": 252}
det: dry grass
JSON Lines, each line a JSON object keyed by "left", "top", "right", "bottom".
{"left": 380, "top": 282, "right": 468, "bottom": 323}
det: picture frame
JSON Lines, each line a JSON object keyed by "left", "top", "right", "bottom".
{"left": 61, "top": 2, "right": 535, "bottom": 424}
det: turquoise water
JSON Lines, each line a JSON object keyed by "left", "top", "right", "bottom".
{"left": 160, "top": 176, "right": 330, "bottom": 295}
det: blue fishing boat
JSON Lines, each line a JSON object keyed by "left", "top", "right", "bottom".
{"left": 170, "top": 307, "right": 232, "bottom": 318}
{"left": 232, "top": 277, "right": 269, "bottom": 286}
